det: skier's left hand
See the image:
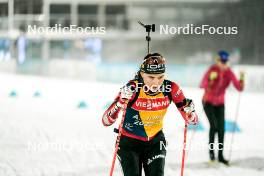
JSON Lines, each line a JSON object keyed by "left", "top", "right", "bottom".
{"left": 186, "top": 111, "right": 198, "bottom": 125}
{"left": 239, "top": 71, "right": 245, "bottom": 81}
{"left": 239, "top": 71, "right": 245, "bottom": 91}
{"left": 183, "top": 99, "right": 198, "bottom": 125}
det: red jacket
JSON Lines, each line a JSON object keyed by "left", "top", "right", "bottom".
{"left": 200, "top": 64, "right": 243, "bottom": 105}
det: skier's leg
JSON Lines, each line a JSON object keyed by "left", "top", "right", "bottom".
{"left": 203, "top": 102, "right": 218, "bottom": 160}
{"left": 142, "top": 134, "right": 166, "bottom": 176}
{"left": 117, "top": 136, "right": 142, "bottom": 176}
{"left": 215, "top": 105, "right": 229, "bottom": 165}
{"left": 216, "top": 105, "right": 225, "bottom": 152}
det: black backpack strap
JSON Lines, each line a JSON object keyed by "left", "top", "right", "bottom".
{"left": 163, "top": 80, "right": 173, "bottom": 102}
{"left": 127, "top": 80, "right": 140, "bottom": 107}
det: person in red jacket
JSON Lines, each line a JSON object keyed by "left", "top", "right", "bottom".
{"left": 200, "top": 51, "right": 245, "bottom": 165}
{"left": 102, "top": 53, "right": 198, "bottom": 176}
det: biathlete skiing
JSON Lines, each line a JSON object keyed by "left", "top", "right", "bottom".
{"left": 102, "top": 22, "right": 198, "bottom": 176}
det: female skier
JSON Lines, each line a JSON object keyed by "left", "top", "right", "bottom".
{"left": 200, "top": 50, "right": 244, "bottom": 165}
{"left": 102, "top": 53, "right": 198, "bottom": 176}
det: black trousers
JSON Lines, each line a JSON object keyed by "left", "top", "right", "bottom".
{"left": 203, "top": 102, "right": 225, "bottom": 157}
{"left": 117, "top": 131, "right": 167, "bottom": 176}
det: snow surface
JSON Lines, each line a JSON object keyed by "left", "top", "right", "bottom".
{"left": 0, "top": 73, "right": 263, "bottom": 176}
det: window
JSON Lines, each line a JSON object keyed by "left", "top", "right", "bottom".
{"left": 50, "top": 4, "right": 71, "bottom": 27}
{"left": 0, "top": 3, "right": 8, "bottom": 16}
{"left": 14, "top": 0, "right": 42, "bottom": 14}
{"left": 78, "top": 5, "right": 98, "bottom": 27}
{"left": 105, "top": 5, "right": 128, "bottom": 30}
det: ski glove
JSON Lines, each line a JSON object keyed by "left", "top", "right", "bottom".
{"left": 182, "top": 99, "right": 198, "bottom": 125}
{"left": 209, "top": 71, "right": 218, "bottom": 81}
{"left": 116, "top": 85, "right": 134, "bottom": 108}
{"left": 239, "top": 71, "right": 245, "bottom": 81}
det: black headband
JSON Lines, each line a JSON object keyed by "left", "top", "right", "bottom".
{"left": 139, "top": 54, "right": 166, "bottom": 74}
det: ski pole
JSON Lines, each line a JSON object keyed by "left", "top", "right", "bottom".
{"left": 180, "top": 122, "right": 188, "bottom": 176}
{"left": 184, "top": 106, "right": 201, "bottom": 163}
{"left": 109, "top": 100, "right": 128, "bottom": 176}
{"left": 185, "top": 123, "right": 198, "bottom": 160}
{"left": 228, "top": 92, "right": 242, "bottom": 161}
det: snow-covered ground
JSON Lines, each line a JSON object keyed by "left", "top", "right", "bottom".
{"left": 0, "top": 73, "right": 263, "bottom": 176}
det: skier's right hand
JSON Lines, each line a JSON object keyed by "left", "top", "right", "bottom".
{"left": 209, "top": 71, "right": 218, "bottom": 81}
{"left": 116, "top": 85, "right": 134, "bottom": 108}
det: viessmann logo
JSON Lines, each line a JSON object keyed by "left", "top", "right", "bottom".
{"left": 132, "top": 97, "right": 170, "bottom": 111}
